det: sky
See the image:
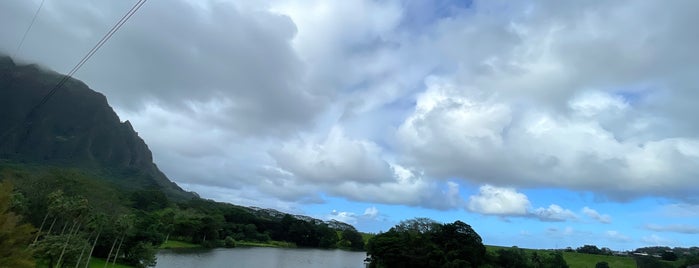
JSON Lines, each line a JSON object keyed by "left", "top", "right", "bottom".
{"left": 2, "top": 0, "right": 699, "bottom": 250}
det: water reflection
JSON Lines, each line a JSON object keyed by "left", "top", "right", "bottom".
{"left": 156, "top": 247, "right": 367, "bottom": 268}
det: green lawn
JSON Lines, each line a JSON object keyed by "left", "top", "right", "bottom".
{"left": 87, "top": 258, "right": 134, "bottom": 268}
{"left": 561, "top": 251, "right": 635, "bottom": 268}
{"left": 485, "top": 245, "right": 636, "bottom": 268}
{"left": 159, "top": 240, "right": 200, "bottom": 249}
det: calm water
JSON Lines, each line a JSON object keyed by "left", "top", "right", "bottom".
{"left": 155, "top": 247, "right": 368, "bottom": 268}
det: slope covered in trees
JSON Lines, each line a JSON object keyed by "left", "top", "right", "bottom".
{"left": 1, "top": 164, "right": 368, "bottom": 267}
{"left": 0, "top": 55, "right": 193, "bottom": 201}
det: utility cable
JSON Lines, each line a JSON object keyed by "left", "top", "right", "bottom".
{"left": 27, "top": 0, "right": 147, "bottom": 119}
{"left": 13, "top": 0, "right": 46, "bottom": 59}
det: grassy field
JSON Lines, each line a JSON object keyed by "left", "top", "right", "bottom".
{"left": 561, "top": 251, "right": 636, "bottom": 268}
{"left": 88, "top": 258, "right": 134, "bottom": 268}
{"left": 486, "top": 245, "right": 637, "bottom": 268}
{"left": 159, "top": 240, "right": 201, "bottom": 249}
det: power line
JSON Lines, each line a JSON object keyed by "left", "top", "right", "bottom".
{"left": 14, "top": 0, "right": 46, "bottom": 59}
{"left": 27, "top": 0, "right": 148, "bottom": 119}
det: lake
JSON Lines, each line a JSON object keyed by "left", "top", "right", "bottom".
{"left": 155, "top": 247, "right": 368, "bottom": 268}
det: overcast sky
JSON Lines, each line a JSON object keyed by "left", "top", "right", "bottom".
{"left": 3, "top": 0, "right": 699, "bottom": 250}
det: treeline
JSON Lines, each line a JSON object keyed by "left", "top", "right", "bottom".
{"left": 0, "top": 166, "right": 364, "bottom": 267}
{"left": 366, "top": 218, "right": 569, "bottom": 268}
{"left": 565, "top": 245, "right": 614, "bottom": 255}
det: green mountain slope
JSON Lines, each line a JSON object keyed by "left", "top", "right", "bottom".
{"left": 0, "top": 55, "right": 194, "bottom": 201}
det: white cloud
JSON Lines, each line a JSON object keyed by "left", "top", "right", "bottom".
{"left": 270, "top": 126, "right": 393, "bottom": 184}
{"left": 582, "top": 207, "right": 612, "bottom": 224}
{"left": 6, "top": 0, "right": 699, "bottom": 214}
{"left": 328, "top": 169, "right": 466, "bottom": 210}
{"left": 467, "top": 185, "right": 579, "bottom": 222}
{"left": 657, "top": 203, "right": 699, "bottom": 218}
{"left": 645, "top": 224, "right": 699, "bottom": 234}
{"left": 329, "top": 210, "right": 358, "bottom": 225}
{"left": 467, "top": 185, "right": 529, "bottom": 215}
{"left": 532, "top": 204, "right": 577, "bottom": 222}
{"left": 641, "top": 234, "right": 673, "bottom": 246}
{"left": 605, "top": 230, "right": 632, "bottom": 243}
{"left": 363, "top": 206, "right": 379, "bottom": 219}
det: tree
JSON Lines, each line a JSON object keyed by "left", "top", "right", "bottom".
{"left": 33, "top": 234, "right": 89, "bottom": 268}
{"left": 55, "top": 195, "right": 89, "bottom": 267}
{"left": 317, "top": 225, "right": 339, "bottom": 249}
{"left": 576, "top": 245, "right": 602, "bottom": 255}
{"left": 496, "top": 247, "right": 530, "bottom": 268}
{"left": 433, "top": 221, "right": 486, "bottom": 267}
{"left": 341, "top": 228, "right": 364, "bottom": 250}
{"left": 546, "top": 251, "right": 569, "bottom": 268}
{"left": 123, "top": 242, "right": 157, "bottom": 268}
{"left": 130, "top": 190, "right": 170, "bottom": 211}
{"left": 367, "top": 218, "right": 488, "bottom": 268}
{"left": 394, "top": 217, "right": 440, "bottom": 234}
{"left": 660, "top": 251, "right": 677, "bottom": 261}
{"left": 0, "top": 181, "right": 36, "bottom": 268}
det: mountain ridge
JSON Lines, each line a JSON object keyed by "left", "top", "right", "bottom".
{"left": 0, "top": 55, "right": 359, "bottom": 230}
{"left": 0, "top": 55, "right": 193, "bottom": 200}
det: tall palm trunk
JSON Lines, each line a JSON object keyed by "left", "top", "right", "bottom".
{"left": 84, "top": 231, "right": 100, "bottom": 268}
{"left": 46, "top": 217, "right": 57, "bottom": 234}
{"left": 56, "top": 220, "right": 80, "bottom": 267}
{"left": 59, "top": 220, "right": 69, "bottom": 236}
{"left": 75, "top": 232, "right": 91, "bottom": 268}
{"left": 33, "top": 212, "right": 50, "bottom": 244}
{"left": 103, "top": 234, "right": 118, "bottom": 268}
{"left": 112, "top": 233, "right": 126, "bottom": 266}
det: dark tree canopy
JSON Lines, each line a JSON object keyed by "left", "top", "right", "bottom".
{"left": 368, "top": 218, "right": 570, "bottom": 268}
{"left": 0, "top": 181, "right": 35, "bottom": 268}
{"left": 367, "top": 218, "right": 487, "bottom": 268}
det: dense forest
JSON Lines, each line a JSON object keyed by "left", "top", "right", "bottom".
{"left": 0, "top": 163, "right": 366, "bottom": 267}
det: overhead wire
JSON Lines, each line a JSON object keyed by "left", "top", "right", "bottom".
{"left": 13, "top": 0, "right": 46, "bottom": 59}
{"left": 26, "top": 0, "right": 148, "bottom": 120}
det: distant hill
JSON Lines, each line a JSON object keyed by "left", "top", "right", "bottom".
{"left": 0, "top": 55, "right": 194, "bottom": 200}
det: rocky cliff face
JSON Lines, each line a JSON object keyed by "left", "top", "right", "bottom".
{"left": 0, "top": 56, "right": 193, "bottom": 200}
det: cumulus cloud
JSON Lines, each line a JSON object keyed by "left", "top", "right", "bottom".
{"left": 657, "top": 203, "right": 699, "bottom": 218}
{"left": 330, "top": 210, "right": 358, "bottom": 225}
{"left": 532, "top": 205, "right": 577, "bottom": 222}
{"left": 328, "top": 206, "right": 383, "bottom": 226}
{"left": 328, "top": 168, "right": 466, "bottom": 210}
{"left": 5, "top": 0, "right": 699, "bottom": 214}
{"left": 398, "top": 77, "right": 699, "bottom": 199}
{"left": 363, "top": 206, "right": 379, "bottom": 219}
{"left": 270, "top": 127, "right": 393, "bottom": 184}
{"left": 582, "top": 207, "right": 612, "bottom": 224}
{"left": 467, "top": 185, "right": 529, "bottom": 215}
{"left": 467, "top": 185, "right": 579, "bottom": 222}
{"left": 641, "top": 234, "right": 673, "bottom": 246}
{"left": 605, "top": 230, "right": 632, "bottom": 243}
{"left": 393, "top": 1, "right": 699, "bottom": 200}
{"left": 645, "top": 224, "right": 699, "bottom": 234}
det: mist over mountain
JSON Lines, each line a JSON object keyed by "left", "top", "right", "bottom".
{"left": 0, "top": 55, "right": 192, "bottom": 200}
